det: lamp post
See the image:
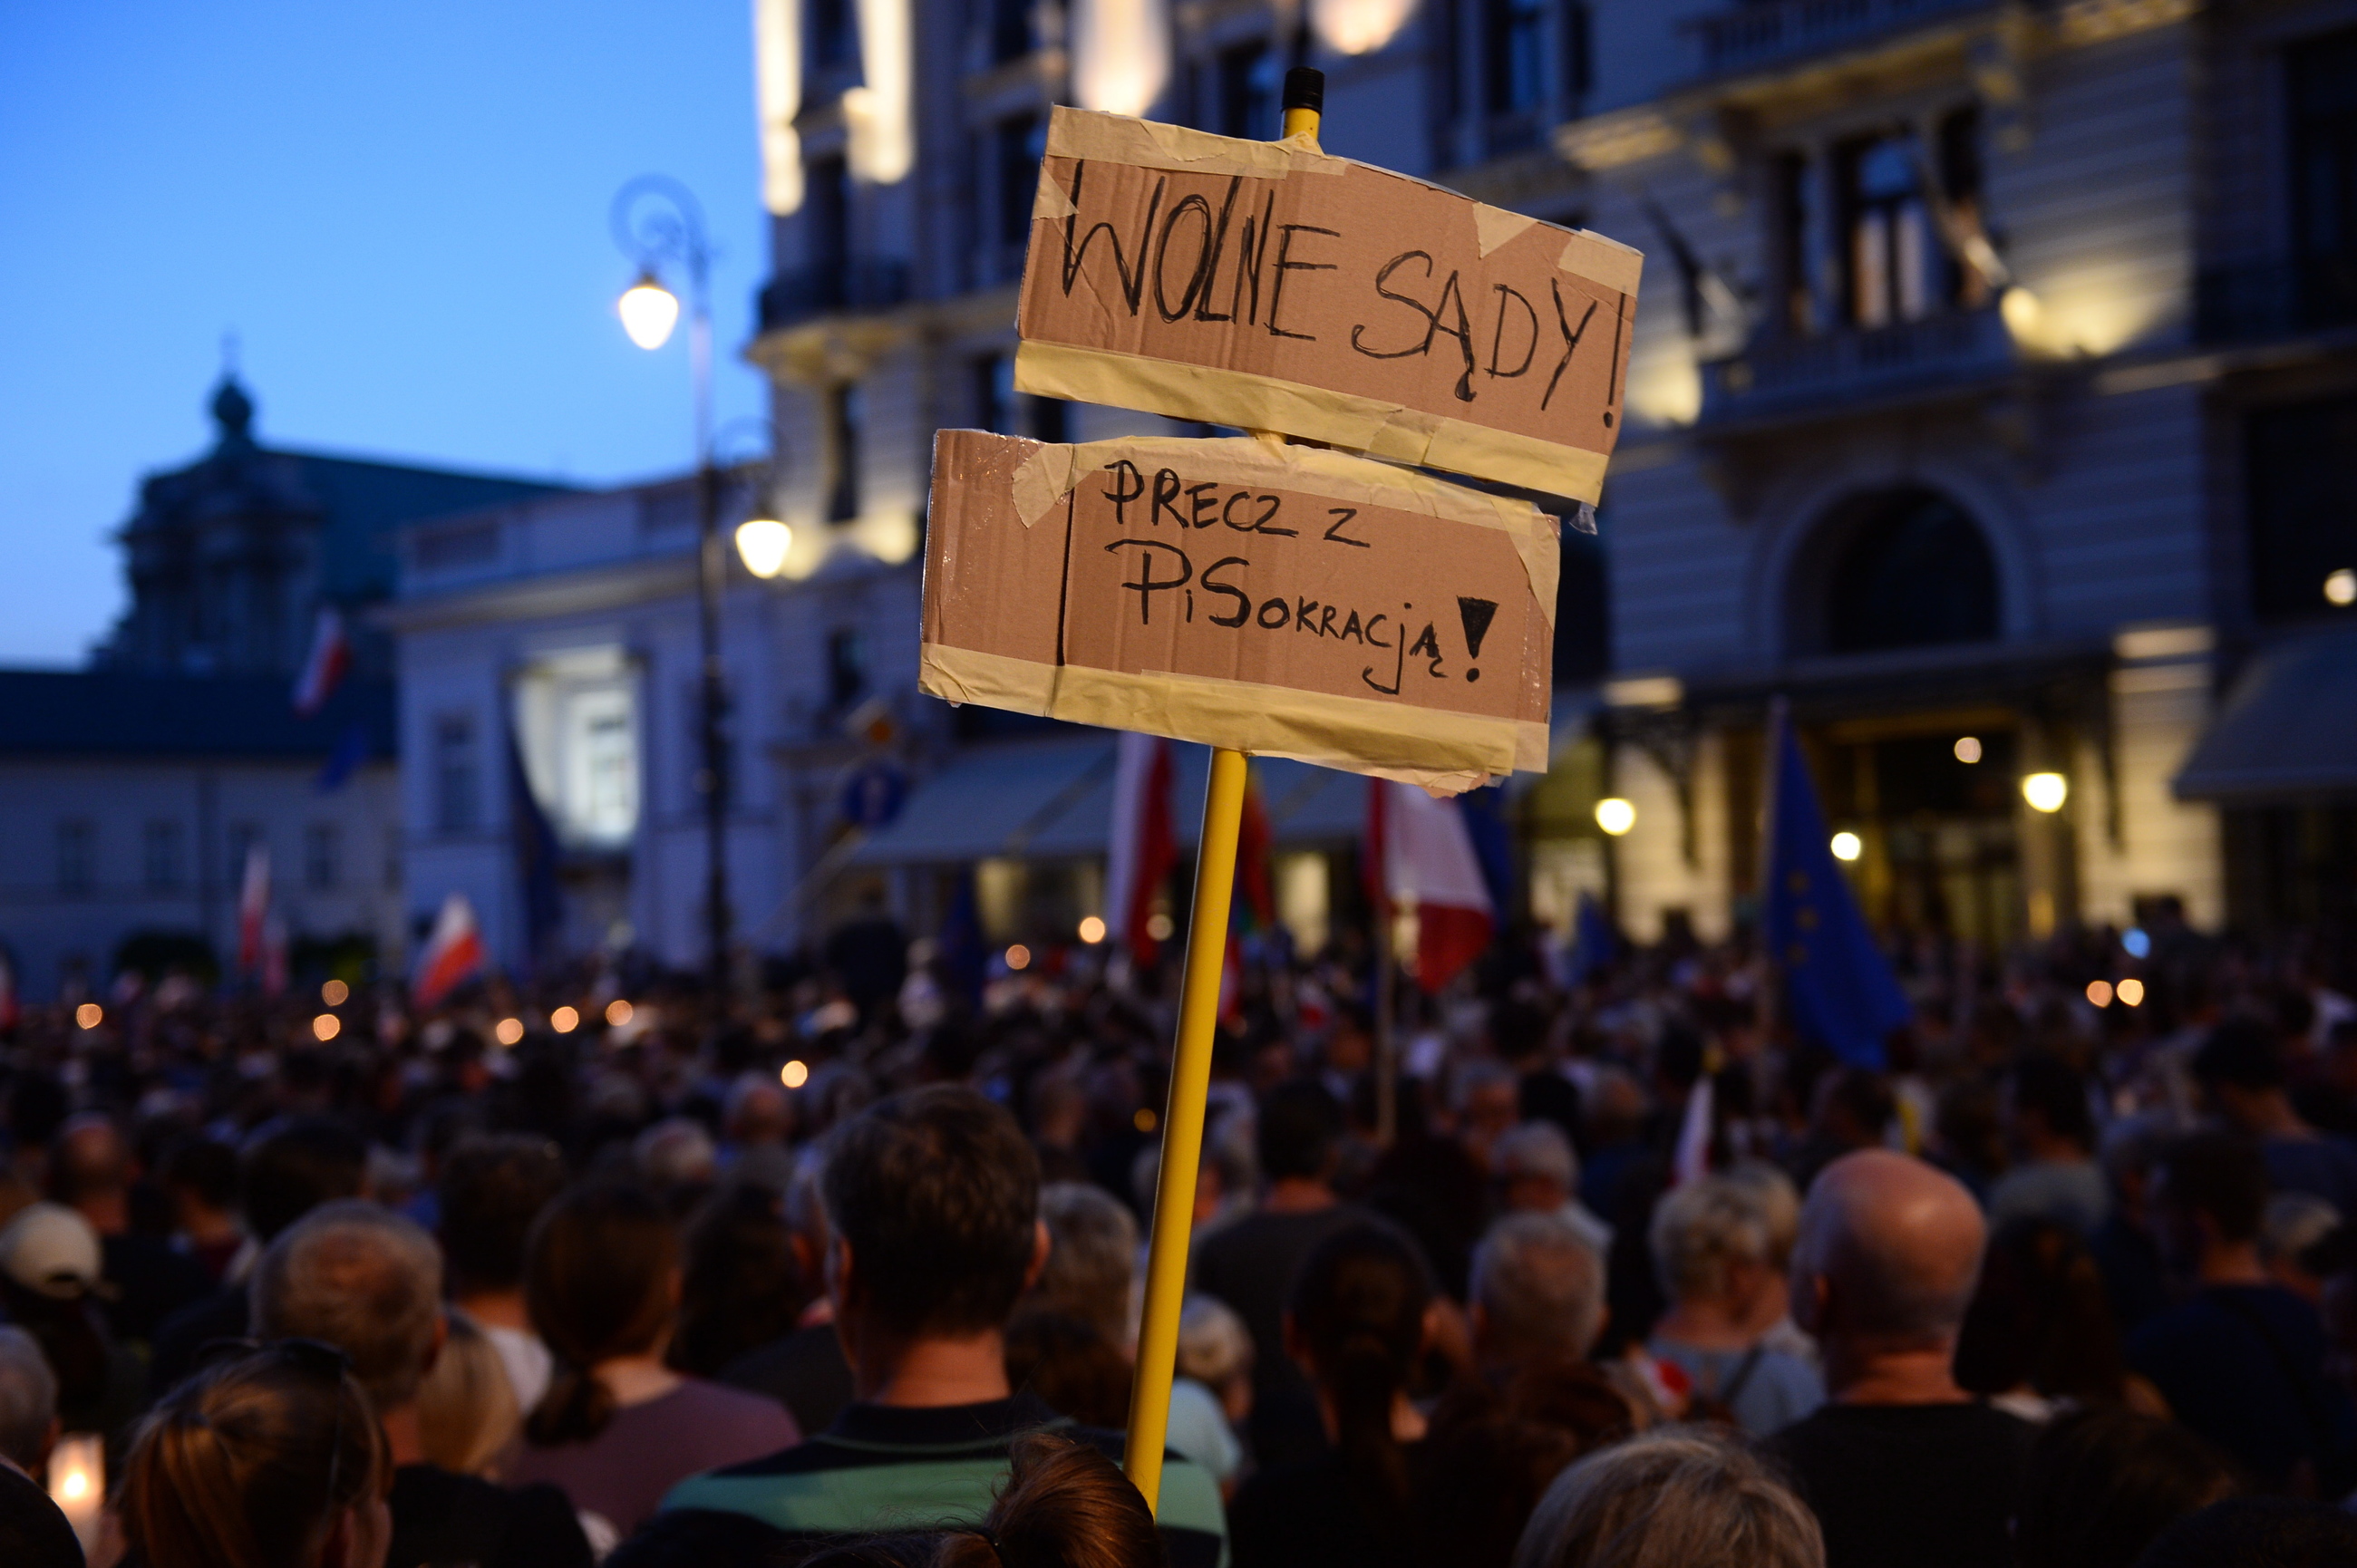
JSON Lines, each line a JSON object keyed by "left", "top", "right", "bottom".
{"left": 612, "top": 177, "right": 731, "bottom": 998}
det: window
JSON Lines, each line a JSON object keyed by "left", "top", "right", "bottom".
{"left": 1485, "top": 0, "right": 1547, "bottom": 117}
{"left": 1838, "top": 131, "right": 1934, "bottom": 326}
{"left": 2245, "top": 393, "right": 2357, "bottom": 625}
{"left": 143, "top": 820, "right": 184, "bottom": 893}
{"left": 57, "top": 821, "right": 94, "bottom": 898}
{"left": 1773, "top": 151, "right": 1817, "bottom": 335}
{"left": 434, "top": 713, "right": 480, "bottom": 835}
{"left": 975, "top": 352, "right": 1068, "bottom": 441}
{"left": 1215, "top": 44, "right": 1279, "bottom": 140}
{"left": 988, "top": 0, "right": 1031, "bottom": 63}
{"left": 304, "top": 824, "right": 339, "bottom": 891}
{"left": 810, "top": 0, "right": 858, "bottom": 73}
{"left": 2293, "top": 29, "right": 2357, "bottom": 261}
{"left": 826, "top": 383, "right": 863, "bottom": 522}
{"left": 1936, "top": 107, "right": 1990, "bottom": 310}
{"left": 995, "top": 114, "right": 1044, "bottom": 253}
{"left": 1816, "top": 489, "right": 1999, "bottom": 654}
{"left": 1563, "top": 2, "right": 1593, "bottom": 102}
{"left": 829, "top": 627, "right": 869, "bottom": 709}
{"left": 808, "top": 155, "right": 850, "bottom": 278}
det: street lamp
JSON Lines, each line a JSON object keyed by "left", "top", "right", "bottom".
{"left": 613, "top": 176, "right": 731, "bottom": 997}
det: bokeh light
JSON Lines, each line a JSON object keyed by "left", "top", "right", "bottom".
{"left": 494, "top": 1016, "right": 525, "bottom": 1046}
{"left": 606, "top": 999, "right": 634, "bottom": 1026}
{"left": 313, "top": 1013, "right": 342, "bottom": 1041}
{"left": 1830, "top": 831, "right": 1863, "bottom": 862}
{"left": 1595, "top": 797, "right": 1636, "bottom": 836}
{"left": 2326, "top": 567, "right": 2355, "bottom": 607}
{"left": 2086, "top": 980, "right": 2114, "bottom": 1007}
{"left": 1005, "top": 944, "right": 1032, "bottom": 972}
{"left": 74, "top": 1003, "right": 102, "bottom": 1030}
{"left": 1078, "top": 915, "right": 1107, "bottom": 944}
{"left": 2022, "top": 772, "right": 2069, "bottom": 813}
{"left": 781, "top": 1059, "right": 810, "bottom": 1089}
{"left": 1954, "top": 736, "right": 1983, "bottom": 764}
{"left": 322, "top": 978, "right": 349, "bottom": 1006}
{"left": 2117, "top": 977, "right": 2146, "bottom": 1007}
{"left": 550, "top": 1006, "right": 579, "bottom": 1033}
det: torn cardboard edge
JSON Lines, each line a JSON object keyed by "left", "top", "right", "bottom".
{"left": 1040, "top": 105, "right": 1643, "bottom": 298}
{"left": 920, "top": 643, "right": 1545, "bottom": 796}
{"left": 1002, "top": 432, "right": 1561, "bottom": 632}
{"left": 1013, "top": 338, "right": 1615, "bottom": 507}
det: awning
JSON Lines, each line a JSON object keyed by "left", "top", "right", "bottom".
{"left": 2175, "top": 627, "right": 2357, "bottom": 803}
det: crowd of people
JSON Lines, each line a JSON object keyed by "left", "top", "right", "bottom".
{"left": 0, "top": 902, "right": 2355, "bottom": 1568}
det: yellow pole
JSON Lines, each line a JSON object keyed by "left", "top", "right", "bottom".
{"left": 1124, "top": 71, "right": 1323, "bottom": 1512}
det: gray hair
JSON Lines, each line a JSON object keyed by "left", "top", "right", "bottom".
{"left": 634, "top": 1117, "right": 717, "bottom": 1190}
{"left": 1511, "top": 1427, "right": 1825, "bottom": 1568}
{"left": 1177, "top": 1293, "right": 1253, "bottom": 1388}
{"left": 1494, "top": 1121, "right": 1580, "bottom": 1191}
{"left": 2263, "top": 1191, "right": 2342, "bottom": 1265}
{"left": 1033, "top": 1182, "right": 1139, "bottom": 1347}
{"left": 253, "top": 1199, "right": 443, "bottom": 1412}
{"left": 1720, "top": 1160, "right": 1802, "bottom": 1268}
{"left": 1650, "top": 1176, "right": 1772, "bottom": 1305}
{"left": 1472, "top": 1211, "right": 1606, "bottom": 1364}
{"left": 0, "top": 1325, "right": 57, "bottom": 1470}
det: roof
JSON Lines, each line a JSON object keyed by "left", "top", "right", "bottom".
{"left": 2175, "top": 627, "right": 2357, "bottom": 803}
{"left": 0, "top": 671, "right": 396, "bottom": 761}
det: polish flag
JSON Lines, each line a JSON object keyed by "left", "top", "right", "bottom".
{"left": 1367, "top": 779, "right": 1495, "bottom": 993}
{"left": 292, "top": 607, "right": 352, "bottom": 717}
{"left": 237, "top": 844, "right": 271, "bottom": 977}
{"left": 1104, "top": 734, "right": 1177, "bottom": 969}
{"left": 412, "top": 893, "right": 487, "bottom": 1010}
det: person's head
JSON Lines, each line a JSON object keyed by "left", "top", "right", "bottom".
{"left": 723, "top": 1077, "right": 794, "bottom": 1149}
{"left": 1953, "top": 1217, "right": 2129, "bottom": 1404}
{"left": 2134, "top": 1497, "right": 2357, "bottom": 1568}
{"left": 2259, "top": 1195, "right": 2345, "bottom": 1302}
{"left": 936, "top": 1433, "right": 1162, "bottom": 1568}
{"left": 1456, "top": 1061, "right": 1522, "bottom": 1157}
{"left": 2149, "top": 1129, "right": 2268, "bottom": 1277}
{"left": 635, "top": 1118, "right": 718, "bottom": 1195}
{"left": 2192, "top": 1019, "right": 2292, "bottom": 1131}
{"left": 0, "top": 1202, "right": 102, "bottom": 1307}
{"left": 1493, "top": 1122, "right": 1578, "bottom": 1215}
{"left": 1510, "top": 1427, "right": 1823, "bottom": 1568}
{"left": 1790, "top": 1150, "right": 1984, "bottom": 1387}
{"left": 524, "top": 1181, "right": 682, "bottom": 1446}
{"left": 1031, "top": 1183, "right": 1139, "bottom": 1351}
{"left": 1175, "top": 1294, "right": 1252, "bottom": 1414}
{"left": 413, "top": 1310, "right": 520, "bottom": 1479}
{"left": 253, "top": 1201, "right": 444, "bottom": 1420}
{"left": 1811, "top": 1069, "right": 1895, "bottom": 1151}
{"left": 672, "top": 1184, "right": 804, "bottom": 1377}
{"left": 46, "top": 1113, "right": 131, "bottom": 1216}
{"left": 161, "top": 1136, "right": 241, "bottom": 1224}
{"left": 1421, "top": 1359, "right": 1636, "bottom": 1568}
{"left": 1003, "top": 1310, "right": 1131, "bottom": 1428}
{"left": 1471, "top": 1212, "right": 1606, "bottom": 1369}
{"left": 243, "top": 1118, "right": 370, "bottom": 1244}
{"left": 2007, "top": 1054, "right": 2096, "bottom": 1157}
{"left": 2013, "top": 1408, "right": 2236, "bottom": 1568}
{"left": 0, "top": 1324, "right": 58, "bottom": 1473}
{"left": 1719, "top": 1160, "right": 1801, "bottom": 1273}
{"left": 121, "top": 1342, "right": 392, "bottom": 1568}
{"left": 436, "top": 1134, "right": 566, "bottom": 1299}
{"left": 1286, "top": 1224, "right": 1432, "bottom": 1504}
{"left": 1257, "top": 1079, "right": 1344, "bottom": 1187}
{"left": 821, "top": 1085, "right": 1044, "bottom": 1355}
{"left": 1651, "top": 1176, "right": 1776, "bottom": 1317}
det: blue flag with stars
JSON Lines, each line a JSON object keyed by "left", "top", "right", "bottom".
{"left": 1763, "top": 716, "right": 1910, "bottom": 1068}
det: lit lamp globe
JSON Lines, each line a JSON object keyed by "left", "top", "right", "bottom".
{"left": 617, "top": 273, "right": 681, "bottom": 350}
{"left": 1594, "top": 797, "right": 1636, "bottom": 837}
{"left": 735, "top": 517, "right": 792, "bottom": 578}
{"left": 2022, "top": 771, "right": 2070, "bottom": 813}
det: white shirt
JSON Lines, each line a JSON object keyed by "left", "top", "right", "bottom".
{"left": 480, "top": 1321, "right": 554, "bottom": 1415}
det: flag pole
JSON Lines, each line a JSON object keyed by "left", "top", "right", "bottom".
{"left": 1124, "top": 73, "right": 1324, "bottom": 1512}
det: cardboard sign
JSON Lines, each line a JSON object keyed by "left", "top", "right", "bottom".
{"left": 922, "top": 429, "right": 1558, "bottom": 793}
{"left": 1014, "top": 107, "right": 1643, "bottom": 505}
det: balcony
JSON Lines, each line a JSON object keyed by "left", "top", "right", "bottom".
{"left": 2196, "top": 254, "right": 2357, "bottom": 345}
{"left": 1683, "top": 0, "right": 1988, "bottom": 81}
{"left": 1701, "top": 306, "right": 2016, "bottom": 424}
{"left": 756, "top": 260, "right": 914, "bottom": 334}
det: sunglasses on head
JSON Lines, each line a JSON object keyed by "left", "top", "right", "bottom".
{"left": 194, "top": 1338, "right": 358, "bottom": 1512}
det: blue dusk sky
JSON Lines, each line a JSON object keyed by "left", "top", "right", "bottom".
{"left": 0, "top": 4, "right": 771, "bottom": 664}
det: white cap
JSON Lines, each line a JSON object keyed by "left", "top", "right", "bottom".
{"left": 0, "top": 1204, "right": 102, "bottom": 1300}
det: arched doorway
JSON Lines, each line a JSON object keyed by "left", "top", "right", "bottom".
{"left": 1819, "top": 487, "right": 2000, "bottom": 653}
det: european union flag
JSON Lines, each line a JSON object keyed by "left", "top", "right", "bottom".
{"left": 315, "top": 720, "right": 371, "bottom": 793}
{"left": 1762, "top": 711, "right": 1910, "bottom": 1068}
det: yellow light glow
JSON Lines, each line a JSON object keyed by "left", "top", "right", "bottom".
{"left": 2086, "top": 979, "right": 2114, "bottom": 1007}
{"left": 1078, "top": 915, "right": 1108, "bottom": 944}
{"left": 1145, "top": 912, "right": 1175, "bottom": 942}
{"left": 844, "top": 0, "right": 914, "bottom": 181}
{"left": 853, "top": 508, "right": 920, "bottom": 565}
{"left": 550, "top": 1006, "right": 580, "bottom": 1033}
{"left": 781, "top": 1059, "right": 810, "bottom": 1089}
{"left": 58, "top": 1469, "right": 89, "bottom": 1502}
{"left": 1595, "top": 798, "right": 1637, "bottom": 837}
{"left": 1830, "top": 831, "right": 1863, "bottom": 862}
{"left": 606, "top": 999, "right": 634, "bottom": 1026}
{"left": 754, "top": 0, "right": 804, "bottom": 215}
{"left": 1999, "top": 286, "right": 2043, "bottom": 346}
{"left": 322, "top": 978, "right": 350, "bottom": 1006}
{"left": 1954, "top": 736, "right": 1984, "bottom": 764}
{"left": 618, "top": 276, "right": 680, "bottom": 350}
{"left": 1311, "top": 0, "right": 1421, "bottom": 54}
{"left": 735, "top": 518, "right": 792, "bottom": 578}
{"left": 2327, "top": 567, "right": 2356, "bottom": 607}
{"left": 2022, "top": 772, "right": 2070, "bottom": 813}
{"left": 74, "top": 1003, "right": 102, "bottom": 1030}
{"left": 1005, "top": 944, "right": 1033, "bottom": 972}
{"left": 2117, "top": 977, "right": 2146, "bottom": 1006}
{"left": 1072, "top": 0, "right": 1170, "bottom": 117}
{"left": 312, "top": 1013, "right": 341, "bottom": 1042}
{"left": 494, "top": 1016, "right": 525, "bottom": 1046}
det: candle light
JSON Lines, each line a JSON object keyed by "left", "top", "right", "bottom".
{"left": 48, "top": 1432, "right": 103, "bottom": 1549}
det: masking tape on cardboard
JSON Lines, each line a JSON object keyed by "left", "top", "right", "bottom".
{"left": 1014, "top": 339, "right": 1613, "bottom": 505}
{"left": 1476, "top": 206, "right": 1540, "bottom": 257}
{"left": 1045, "top": 105, "right": 1344, "bottom": 180}
{"left": 1559, "top": 232, "right": 1644, "bottom": 297}
{"left": 920, "top": 643, "right": 1547, "bottom": 794}
{"left": 1005, "top": 433, "right": 1560, "bottom": 630}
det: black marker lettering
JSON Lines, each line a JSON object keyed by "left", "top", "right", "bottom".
{"left": 1323, "top": 508, "right": 1368, "bottom": 547}
{"left": 1058, "top": 161, "right": 1163, "bottom": 316}
{"left": 1202, "top": 557, "right": 1251, "bottom": 626}
{"left": 1318, "top": 604, "right": 1339, "bottom": 640}
{"left": 1151, "top": 469, "right": 1185, "bottom": 528}
{"left": 1186, "top": 482, "right": 1220, "bottom": 529}
{"left": 1192, "top": 177, "right": 1245, "bottom": 323}
{"left": 1104, "top": 538, "right": 1191, "bottom": 624}
{"left": 1339, "top": 608, "right": 1366, "bottom": 644}
{"left": 1256, "top": 595, "right": 1291, "bottom": 629}
{"left": 1228, "top": 191, "right": 1276, "bottom": 325}
{"left": 1351, "top": 251, "right": 1439, "bottom": 360}
{"left": 1295, "top": 596, "right": 1320, "bottom": 633}
{"left": 1267, "top": 224, "right": 1338, "bottom": 341}
{"left": 1408, "top": 621, "right": 1445, "bottom": 677}
{"left": 1488, "top": 285, "right": 1537, "bottom": 378}
{"left": 1152, "top": 193, "right": 1215, "bottom": 322}
{"left": 1543, "top": 280, "right": 1599, "bottom": 413}
{"left": 1103, "top": 460, "right": 1145, "bottom": 527}
{"left": 1253, "top": 494, "right": 1294, "bottom": 536}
